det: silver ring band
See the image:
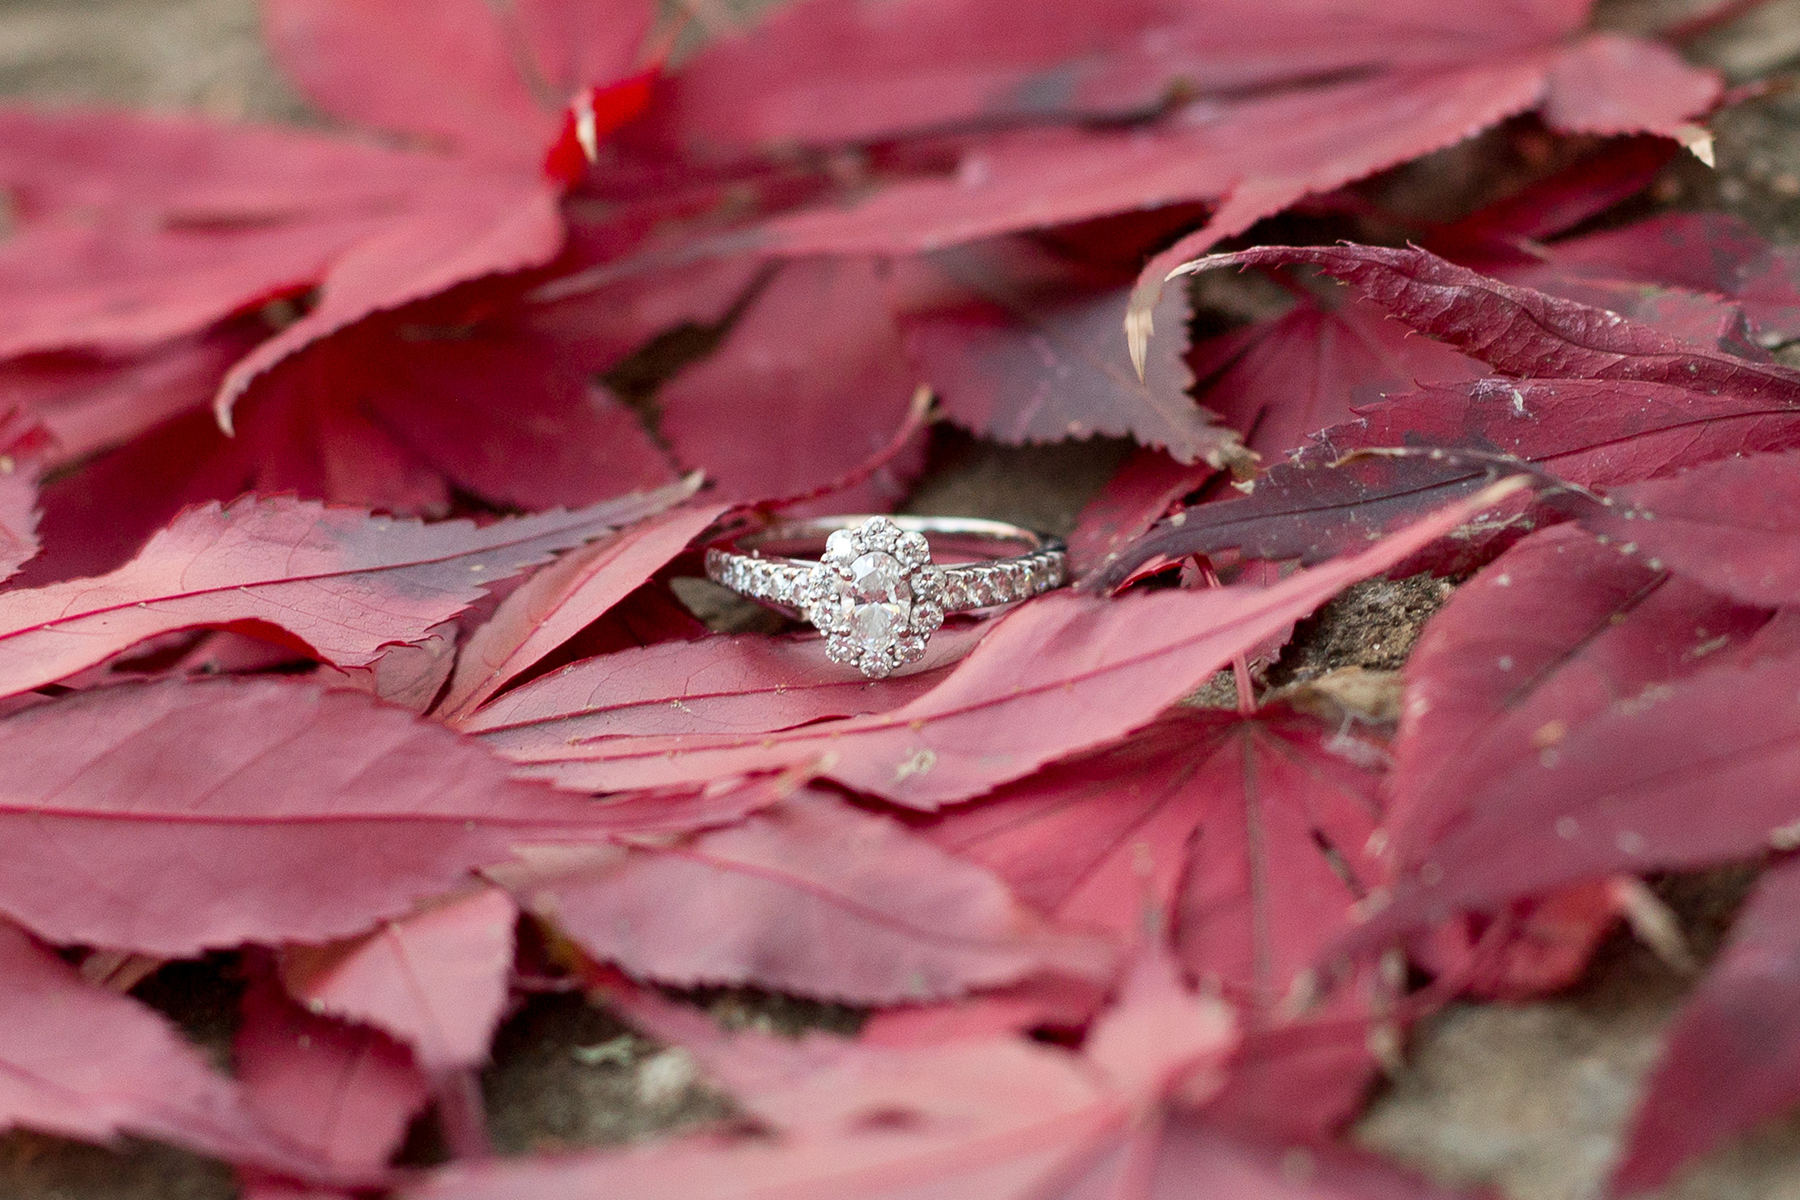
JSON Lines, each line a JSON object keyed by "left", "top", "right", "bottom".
{"left": 705, "top": 514, "right": 1068, "bottom": 678}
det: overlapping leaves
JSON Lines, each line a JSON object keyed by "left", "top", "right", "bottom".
{"left": 1, "top": 0, "right": 1794, "bottom": 1197}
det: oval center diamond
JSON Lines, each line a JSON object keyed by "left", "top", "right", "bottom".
{"left": 848, "top": 551, "right": 911, "bottom": 655}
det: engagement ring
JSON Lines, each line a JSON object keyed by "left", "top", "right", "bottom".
{"left": 705, "top": 515, "right": 1068, "bottom": 678}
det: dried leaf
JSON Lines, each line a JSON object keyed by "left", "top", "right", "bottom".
{"left": 488, "top": 484, "right": 1522, "bottom": 806}
{"left": 1084, "top": 373, "right": 1800, "bottom": 589}
{"left": 1582, "top": 449, "right": 1800, "bottom": 607}
{"left": 1383, "top": 524, "right": 1772, "bottom": 875}
{"left": 458, "top": 623, "right": 986, "bottom": 745}
{"left": 440, "top": 501, "right": 722, "bottom": 718}
{"left": 236, "top": 971, "right": 428, "bottom": 1172}
{"left": 0, "top": 413, "right": 42, "bottom": 583}
{"left": 1350, "top": 529, "right": 1800, "bottom": 949}
{"left": 641, "top": 0, "right": 1598, "bottom": 154}
{"left": 1611, "top": 857, "right": 1800, "bottom": 1195}
{"left": 0, "top": 920, "right": 343, "bottom": 1181}
{"left": 653, "top": 257, "right": 923, "bottom": 509}
{"left": 496, "top": 790, "right": 1114, "bottom": 1003}
{"left": 280, "top": 887, "right": 517, "bottom": 1075}
{"left": 1168, "top": 244, "right": 1800, "bottom": 402}
{"left": 1065, "top": 447, "right": 1212, "bottom": 578}
{"left": 902, "top": 243, "right": 1229, "bottom": 463}
{"left": 1189, "top": 293, "right": 1483, "bottom": 459}
{"left": 0, "top": 482, "right": 689, "bottom": 698}
{"left": 0, "top": 678, "right": 615, "bottom": 954}
{"left": 264, "top": 0, "right": 563, "bottom": 163}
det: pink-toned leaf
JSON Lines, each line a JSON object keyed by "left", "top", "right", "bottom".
{"left": 0, "top": 325, "right": 255, "bottom": 467}
{"left": 440, "top": 500, "right": 721, "bottom": 718}
{"left": 553, "top": 773, "right": 797, "bottom": 838}
{"left": 1432, "top": 879, "right": 1632, "bottom": 1001}
{"left": 1539, "top": 34, "right": 1720, "bottom": 136}
{"left": 750, "top": 63, "right": 1555, "bottom": 261}
{"left": 458, "top": 622, "right": 987, "bottom": 746}
{"left": 514, "top": 0, "right": 656, "bottom": 96}
{"left": 0, "top": 105, "right": 425, "bottom": 220}
{"left": 0, "top": 108, "right": 520, "bottom": 361}
{"left": 1170, "top": 244, "right": 1800, "bottom": 404}
{"left": 12, "top": 406, "right": 265, "bottom": 588}
{"left": 236, "top": 972, "right": 429, "bottom": 1172}
{"left": 488, "top": 481, "right": 1525, "bottom": 806}
{"left": 653, "top": 256, "right": 921, "bottom": 509}
{"left": 1383, "top": 524, "right": 1772, "bottom": 873}
{"left": 924, "top": 706, "right": 1391, "bottom": 1136}
{"left": 408, "top": 961, "right": 1452, "bottom": 1200}
{"left": 901, "top": 243, "right": 1229, "bottom": 463}
{"left": 215, "top": 171, "right": 567, "bottom": 430}
{"left": 1199, "top": 1017, "right": 1387, "bottom": 1142}
{"left": 1085, "top": 373, "right": 1800, "bottom": 589}
{"left": 1065, "top": 447, "right": 1212, "bottom": 578}
{"left": 23, "top": 288, "right": 682, "bottom": 562}
{"left": 1350, "top": 564, "right": 1800, "bottom": 951}
{"left": 322, "top": 623, "right": 460, "bottom": 713}
{"left": 641, "top": 0, "right": 1592, "bottom": 155}
{"left": 233, "top": 292, "right": 683, "bottom": 512}
{"left": 1582, "top": 449, "right": 1800, "bottom": 608}
{"left": 923, "top": 707, "right": 1384, "bottom": 1013}
{"left": 1125, "top": 45, "right": 1719, "bottom": 365}
{"left": 0, "top": 920, "right": 344, "bottom": 1181}
{"left": 598, "top": 974, "right": 1115, "bottom": 1132}
{"left": 494, "top": 789, "right": 1114, "bottom": 1003}
{"left": 1611, "top": 856, "right": 1800, "bottom": 1196}
{"left": 1423, "top": 136, "right": 1679, "bottom": 261}
{"left": 1526, "top": 210, "right": 1771, "bottom": 300}
{"left": 0, "top": 482, "right": 688, "bottom": 698}
{"left": 1505, "top": 275, "right": 1762, "bottom": 350}
{"left": 1141, "top": 1120, "right": 1476, "bottom": 1200}
{"left": 0, "top": 412, "right": 43, "bottom": 583}
{"left": 280, "top": 887, "right": 517, "bottom": 1075}
{"left": 263, "top": 0, "right": 557, "bottom": 162}
{"left": 857, "top": 974, "right": 1106, "bottom": 1047}
{"left": 1189, "top": 292, "right": 1484, "bottom": 459}
{"left": 0, "top": 677, "right": 623, "bottom": 955}
{"left": 406, "top": 1031, "right": 1117, "bottom": 1199}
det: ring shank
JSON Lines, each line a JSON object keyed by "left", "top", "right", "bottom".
{"left": 707, "top": 514, "right": 1066, "bottom": 616}
{"left": 738, "top": 514, "right": 1051, "bottom": 557}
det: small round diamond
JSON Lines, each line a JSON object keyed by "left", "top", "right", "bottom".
{"left": 911, "top": 601, "right": 944, "bottom": 635}
{"left": 824, "top": 529, "right": 859, "bottom": 565}
{"left": 862, "top": 516, "right": 900, "bottom": 552}
{"left": 896, "top": 531, "right": 930, "bottom": 567}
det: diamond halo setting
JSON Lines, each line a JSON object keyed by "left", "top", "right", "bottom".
{"left": 802, "top": 516, "right": 945, "bottom": 678}
{"left": 704, "top": 513, "right": 1068, "bottom": 680}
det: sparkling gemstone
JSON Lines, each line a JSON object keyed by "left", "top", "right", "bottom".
{"left": 896, "top": 531, "right": 930, "bottom": 567}
{"left": 847, "top": 550, "right": 912, "bottom": 656}
{"left": 850, "top": 552, "right": 911, "bottom": 607}
{"left": 851, "top": 603, "right": 902, "bottom": 655}
{"left": 824, "top": 529, "right": 859, "bottom": 564}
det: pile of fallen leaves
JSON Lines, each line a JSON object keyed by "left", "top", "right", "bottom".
{"left": 4, "top": 0, "right": 1800, "bottom": 1196}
